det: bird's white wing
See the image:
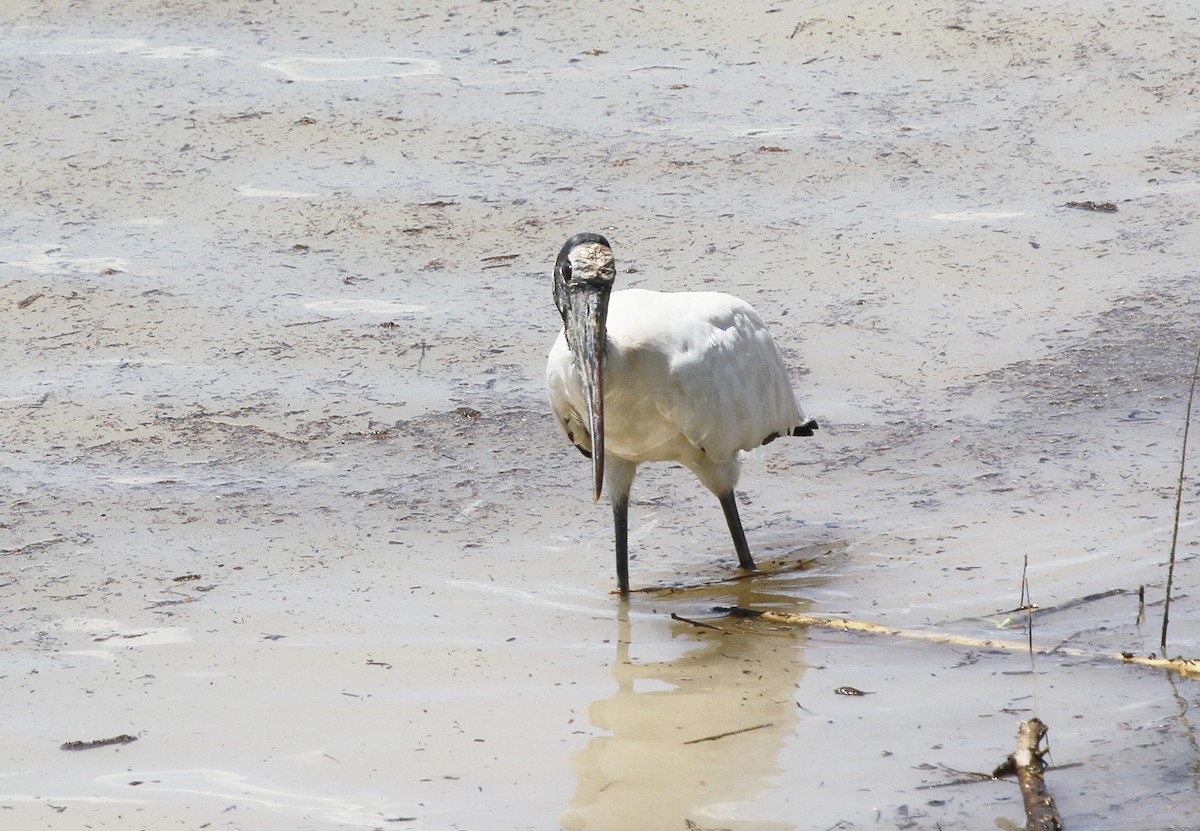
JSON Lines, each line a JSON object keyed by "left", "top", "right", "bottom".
{"left": 608, "top": 290, "right": 804, "bottom": 463}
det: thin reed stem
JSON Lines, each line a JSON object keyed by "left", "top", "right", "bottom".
{"left": 1161, "top": 340, "right": 1200, "bottom": 654}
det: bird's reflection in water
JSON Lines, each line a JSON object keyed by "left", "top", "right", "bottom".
{"left": 562, "top": 580, "right": 812, "bottom": 831}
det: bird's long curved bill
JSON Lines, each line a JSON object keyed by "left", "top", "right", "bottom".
{"left": 567, "top": 287, "right": 608, "bottom": 502}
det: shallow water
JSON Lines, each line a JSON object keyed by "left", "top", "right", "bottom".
{"left": 3, "top": 1, "right": 1200, "bottom": 829}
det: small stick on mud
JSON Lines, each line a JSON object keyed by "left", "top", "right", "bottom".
{"left": 283, "top": 316, "right": 335, "bottom": 327}
{"left": 670, "top": 612, "right": 728, "bottom": 632}
{"left": 1161, "top": 339, "right": 1200, "bottom": 654}
{"left": 993, "top": 718, "right": 1064, "bottom": 831}
{"left": 683, "top": 722, "right": 775, "bottom": 745}
{"left": 997, "top": 587, "right": 1131, "bottom": 619}
{"left": 1019, "top": 553, "right": 1033, "bottom": 610}
{"left": 1065, "top": 199, "right": 1118, "bottom": 212}
{"left": 61, "top": 734, "right": 138, "bottom": 751}
{"left": 1019, "top": 554, "right": 1036, "bottom": 662}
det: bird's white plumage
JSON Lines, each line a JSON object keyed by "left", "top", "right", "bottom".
{"left": 547, "top": 288, "right": 807, "bottom": 495}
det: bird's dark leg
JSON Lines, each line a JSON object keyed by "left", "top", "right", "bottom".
{"left": 606, "top": 457, "right": 639, "bottom": 594}
{"left": 613, "top": 496, "right": 630, "bottom": 594}
{"left": 718, "top": 491, "right": 756, "bottom": 571}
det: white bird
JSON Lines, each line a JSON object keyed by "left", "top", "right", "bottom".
{"left": 546, "top": 232, "right": 818, "bottom": 593}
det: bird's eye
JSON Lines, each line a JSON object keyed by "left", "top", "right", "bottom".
{"left": 562, "top": 260, "right": 572, "bottom": 280}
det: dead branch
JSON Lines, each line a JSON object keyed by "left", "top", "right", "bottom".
{"left": 1119, "top": 653, "right": 1200, "bottom": 676}
{"left": 718, "top": 607, "right": 1200, "bottom": 679}
{"left": 996, "top": 718, "right": 1063, "bottom": 831}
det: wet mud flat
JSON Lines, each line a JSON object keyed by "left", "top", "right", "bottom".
{"left": 3, "top": 1, "right": 1200, "bottom": 829}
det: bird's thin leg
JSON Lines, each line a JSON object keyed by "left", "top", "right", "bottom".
{"left": 718, "top": 491, "right": 756, "bottom": 571}
{"left": 613, "top": 496, "right": 630, "bottom": 594}
{"left": 606, "top": 457, "right": 639, "bottom": 594}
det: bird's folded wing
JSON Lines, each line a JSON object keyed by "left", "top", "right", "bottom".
{"left": 660, "top": 302, "right": 804, "bottom": 462}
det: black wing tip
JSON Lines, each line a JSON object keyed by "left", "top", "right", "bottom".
{"left": 761, "top": 419, "right": 819, "bottom": 446}
{"left": 791, "top": 419, "right": 820, "bottom": 437}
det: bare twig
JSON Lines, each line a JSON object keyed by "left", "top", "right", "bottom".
{"left": 1162, "top": 339, "right": 1200, "bottom": 653}
{"left": 996, "top": 587, "right": 1131, "bottom": 619}
{"left": 1022, "top": 555, "right": 1036, "bottom": 663}
{"left": 1020, "top": 553, "right": 1032, "bottom": 609}
{"left": 61, "top": 734, "right": 138, "bottom": 751}
{"left": 670, "top": 612, "right": 728, "bottom": 632}
{"left": 921, "top": 760, "right": 1083, "bottom": 791}
{"left": 683, "top": 722, "right": 775, "bottom": 745}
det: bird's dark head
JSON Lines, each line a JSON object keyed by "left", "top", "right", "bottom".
{"left": 552, "top": 232, "right": 615, "bottom": 502}
{"left": 553, "top": 232, "right": 615, "bottom": 322}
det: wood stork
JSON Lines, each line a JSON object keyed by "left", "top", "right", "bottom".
{"left": 546, "top": 232, "right": 818, "bottom": 593}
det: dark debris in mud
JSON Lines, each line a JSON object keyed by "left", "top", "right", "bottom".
{"left": 60, "top": 734, "right": 138, "bottom": 751}
{"left": 1065, "top": 199, "right": 1120, "bottom": 213}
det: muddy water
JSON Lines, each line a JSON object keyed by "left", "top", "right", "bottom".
{"left": 3, "top": 1, "right": 1200, "bottom": 829}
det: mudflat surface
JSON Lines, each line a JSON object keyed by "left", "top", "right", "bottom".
{"left": 3, "top": 1, "right": 1200, "bottom": 829}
